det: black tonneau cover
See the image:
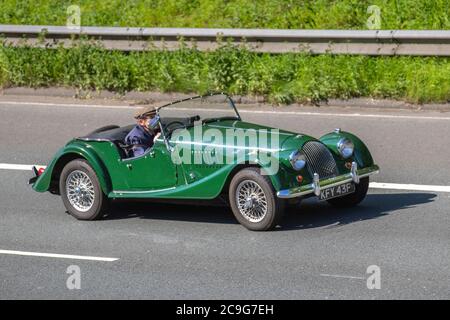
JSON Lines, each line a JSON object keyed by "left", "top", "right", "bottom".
{"left": 77, "top": 124, "right": 135, "bottom": 142}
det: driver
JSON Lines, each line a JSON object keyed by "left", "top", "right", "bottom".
{"left": 125, "top": 107, "right": 161, "bottom": 157}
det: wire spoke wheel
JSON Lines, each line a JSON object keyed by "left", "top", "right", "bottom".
{"left": 235, "top": 180, "right": 268, "bottom": 223}
{"left": 65, "top": 170, "right": 95, "bottom": 212}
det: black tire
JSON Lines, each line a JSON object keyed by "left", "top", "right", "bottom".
{"left": 59, "top": 159, "right": 109, "bottom": 220}
{"left": 327, "top": 177, "right": 369, "bottom": 208}
{"left": 229, "top": 167, "right": 285, "bottom": 231}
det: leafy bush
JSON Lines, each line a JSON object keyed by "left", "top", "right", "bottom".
{"left": 1, "top": 42, "right": 449, "bottom": 104}
{"left": 0, "top": 47, "right": 9, "bottom": 85}
{"left": 0, "top": 1, "right": 448, "bottom": 103}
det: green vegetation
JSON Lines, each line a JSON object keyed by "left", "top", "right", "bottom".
{"left": 0, "top": 1, "right": 449, "bottom": 104}
{"left": 0, "top": 0, "right": 449, "bottom": 29}
{"left": 1, "top": 43, "right": 448, "bottom": 104}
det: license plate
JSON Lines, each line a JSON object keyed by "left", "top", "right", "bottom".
{"left": 319, "top": 182, "right": 355, "bottom": 201}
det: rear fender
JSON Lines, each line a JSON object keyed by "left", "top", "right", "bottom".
{"left": 32, "top": 141, "right": 111, "bottom": 195}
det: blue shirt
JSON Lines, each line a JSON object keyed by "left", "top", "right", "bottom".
{"left": 124, "top": 125, "right": 154, "bottom": 157}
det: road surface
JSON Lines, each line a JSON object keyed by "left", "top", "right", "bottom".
{"left": 0, "top": 95, "right": 449, "bottom": 299}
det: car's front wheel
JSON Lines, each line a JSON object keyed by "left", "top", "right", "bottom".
{"left": 229, "top": 167, "right": 284, "bottom": 231}
{"left": 327, "top": 177, "right": 369, "bottom": 208}
{"left": 59, "top": 159, "right": 109, "bottom": 220}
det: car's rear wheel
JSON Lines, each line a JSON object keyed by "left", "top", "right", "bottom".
{"left": 229, "top": 167, "right": 284, "bottom": 231}
{"left": 59, "top": 159, "right": 109, "bottom": 220}
{"left": 327, "top": 177, "right": 369, "bottom": 208}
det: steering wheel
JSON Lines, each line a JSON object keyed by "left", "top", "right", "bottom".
{"left": 164, "top": 121, "right": 186, "bottom": 133}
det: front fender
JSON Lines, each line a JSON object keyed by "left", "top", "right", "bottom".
{"left": 319, "top": 131, "right": 374, "bottom": 168}
{"left": 32, "top": 140, "right": 111, "bottom": 194}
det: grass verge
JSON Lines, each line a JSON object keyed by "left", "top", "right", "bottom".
{"left": 0, "top": 43, "right": 449, "bottom": 104}
{"left": 1, "top": 0, "right": 449, "bottom": 30}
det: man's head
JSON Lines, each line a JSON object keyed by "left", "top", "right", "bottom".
{"left": 136, "top": 115, "right": 152, "bottom": 128}
{"left": 134, "top": 107, "right": 159, "bottom": 133}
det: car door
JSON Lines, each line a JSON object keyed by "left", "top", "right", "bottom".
{"left": 119, "top": 140, "right": 177, "bottom": 190}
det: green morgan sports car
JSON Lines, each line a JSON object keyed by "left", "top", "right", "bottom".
{"left": 29, "top": 93, "right": 379, "bottom": 231}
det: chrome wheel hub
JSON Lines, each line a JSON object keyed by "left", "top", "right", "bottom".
{"left": 236, "top": 180, "right": 268, "bottom": 223}
{"left": 66, "top": 170, "right": 95, "bottom": 212}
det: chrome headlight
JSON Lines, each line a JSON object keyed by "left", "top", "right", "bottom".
{"left": 337, "top": 138, "right": 354, "bottom": 159}
{"left": 289, "top": 150, "right": 306, "bottom": 171}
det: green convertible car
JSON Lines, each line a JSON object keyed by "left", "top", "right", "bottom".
{"left": 30, "top": 93, "right": 379, "bottom": 231}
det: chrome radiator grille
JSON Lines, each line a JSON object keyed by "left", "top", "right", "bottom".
{"left": 302, "top": 141, "right": 339, "bottom": 179}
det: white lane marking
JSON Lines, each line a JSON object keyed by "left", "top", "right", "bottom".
{"left": 369, "top": 182, "right": 450, "bottom": 193}
{"left": 0, "top": 249, "right": 119, "bottom": 262}
{"left": 0, "top": 100, "right": 131, "bottom": 110}
{"left": 0, "top": 163, "right": 46, "bottom": 170}
{"left": 1, "top": 162, "right": 450, "bottom": 193}
{"left": 320, "top": 273, "right": 365, "bottom": 280}
{"left": 244, "top": 110, "right": 450, "bottom": 121}
{"left": 1, "top": 100, "right": 450, "bottom": 120}
{"left": 0, "top": 163, "right": 34, "bottom": 170}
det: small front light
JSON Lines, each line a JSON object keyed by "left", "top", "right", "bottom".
{"left": 337, "top": 138, "right": 354, "bottom": 159}
{"left": 289, "top": 150, "right": 306, "bottom": 171}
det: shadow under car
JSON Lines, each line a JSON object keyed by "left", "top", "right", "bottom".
{"left": 104, "top": 192, "right": 437, "bottom": 230}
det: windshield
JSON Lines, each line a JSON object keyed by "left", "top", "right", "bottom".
{"left": 157, "top": 94, "right": 240, "bottom": 135}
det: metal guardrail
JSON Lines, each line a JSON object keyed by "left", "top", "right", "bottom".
{"left": 1, "top": 24, "right": 450, "bottom": 55}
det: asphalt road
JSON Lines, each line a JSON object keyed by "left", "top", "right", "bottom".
{"left": 0, "top": 95, "right": 449, "bottom": 299}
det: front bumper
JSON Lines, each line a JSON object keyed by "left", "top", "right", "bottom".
{"left": 277, "top": 162, "right": 379, "bottom": 199}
